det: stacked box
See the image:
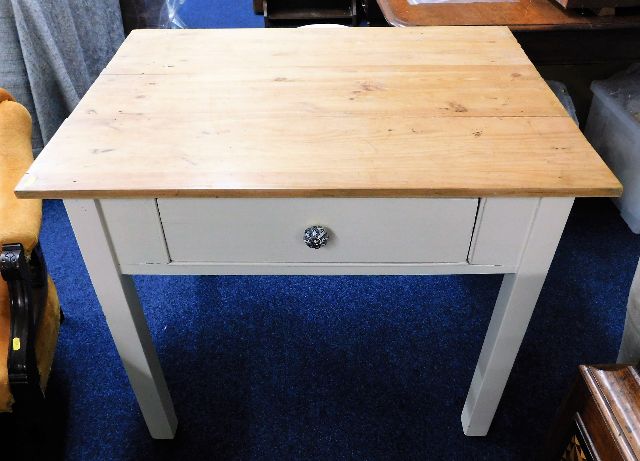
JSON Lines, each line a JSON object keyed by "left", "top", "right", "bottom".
{"left": 586, "top": 64, "right": 640, "bottom": 234}
{"left": 546, "top": 80, "right": 578, "bottom": 125}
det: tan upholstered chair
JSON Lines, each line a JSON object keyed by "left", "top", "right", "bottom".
{"left": 0, "top": 88, "right": 61, "bottom": 411}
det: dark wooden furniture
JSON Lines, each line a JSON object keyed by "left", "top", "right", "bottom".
{"left": 361, "top": 0, "right": 387, "bottom": 24}
{"left": 119, "top": 0, "right": 168, "bottom": 33}
{"left": 554, "top": 0, "right": 640, "bottom": 12}
{"left": 375, "top": 0, "right": 640, "bottom": 64}
{"left": 262, "top": 0, "right": 358, "bottom": 27}
{"left": 255, "top": 0, "right": 386, "bottom": 24}
{"left": 376, "top": 0, "right": 639, "bottom": 28}
{"left": 544, "top": 364, "right": 640, "bottom": 460}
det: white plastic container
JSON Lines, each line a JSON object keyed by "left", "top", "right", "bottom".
{"left": 586, "top": 64, "right": 640, "bottom": 234}
{"left": 546, "top": 80, "right": 578, "bottom": 125}
{"left": 618, "top": 260, "right": 640, "bottom": 363}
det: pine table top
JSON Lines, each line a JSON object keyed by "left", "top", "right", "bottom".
{"left": 16, "top": 27, "right": 621, "bottom": 199}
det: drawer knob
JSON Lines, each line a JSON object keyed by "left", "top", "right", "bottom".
{"left": 304, "top": 225, "right": 329, "bottom": 249}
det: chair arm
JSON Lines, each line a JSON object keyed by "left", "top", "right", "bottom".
{"left": 0, "top": 243, "right": 48, "bottom": 405}
{"left": 0, "top": 98, "right": 41, "bottom": 253}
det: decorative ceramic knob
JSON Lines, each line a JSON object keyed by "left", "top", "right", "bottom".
{"left": 304, "top": 226, "right": 329, "bottom": 249}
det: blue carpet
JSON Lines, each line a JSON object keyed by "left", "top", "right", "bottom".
{"left": 2, "top": 2, "right": 640, "bottom": 459}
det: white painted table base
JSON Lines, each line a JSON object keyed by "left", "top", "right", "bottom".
{"left": 461, "top": 197, "right": 574, "bottom": 435}
{"left": 63, "top": 196, "right": 574, "bottom": 439}
{"left": 65, "top": 200, "right": 177, "bottom": 438}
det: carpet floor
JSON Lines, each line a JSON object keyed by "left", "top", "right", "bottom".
{"left": 3, "top": 1, "right": 640, "bottom": 459}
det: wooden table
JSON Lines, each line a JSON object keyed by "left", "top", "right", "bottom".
{"left": 375, "top": 0, "right": 640, "bottom": 64}
{"left": 16, "top": 27, "right": 620, "bottom": 439}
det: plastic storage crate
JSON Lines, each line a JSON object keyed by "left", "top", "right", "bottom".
{"left": 586, "top": 64, "right": 640, "bottom": 234}
{"left": 546, "top": 80, "right": 578, "bottom": 125}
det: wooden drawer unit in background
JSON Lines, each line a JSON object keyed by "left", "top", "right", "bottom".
{"left": 544, "top": 365, "right": 640, "bottom": 461}
{"left": 262, "top": 0, "right": 358, "bottom": 27}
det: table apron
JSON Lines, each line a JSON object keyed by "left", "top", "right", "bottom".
{"left": 99, "top": 197, "right": 542, "bottom": 275}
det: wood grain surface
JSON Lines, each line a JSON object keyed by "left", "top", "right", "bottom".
{"left": 16, "top": 28, "right": 621, "bottom": 199}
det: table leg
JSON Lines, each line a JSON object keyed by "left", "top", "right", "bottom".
{"left": 64, "top": 199, "right": 178, "bottom": 439}
{"left": 461, "top": 197, "right": 574, "bottom": 436}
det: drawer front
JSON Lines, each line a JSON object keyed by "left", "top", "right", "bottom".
{"left": 157, "top": 198, "right": 479, "bottom": 264}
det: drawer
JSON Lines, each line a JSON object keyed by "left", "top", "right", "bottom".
{"left": 157, "top": 198, "right": 479, "bottom": 264}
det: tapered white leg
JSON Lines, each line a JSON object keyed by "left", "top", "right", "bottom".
{"left": 65, "top": 199, "right": 177, "bottom": 439}
{"left": 461, "top": 197, "right": 574, "bottom": 436}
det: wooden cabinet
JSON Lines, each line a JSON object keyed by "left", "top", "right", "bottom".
{"left": 360, "top": 0, "right": 386, "bottom": 25}
{"left": 544, "top": 365, "right": 640, "bottom": 460}
{"left": 263, "top": 0, "right": 358, "bottom": 27}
